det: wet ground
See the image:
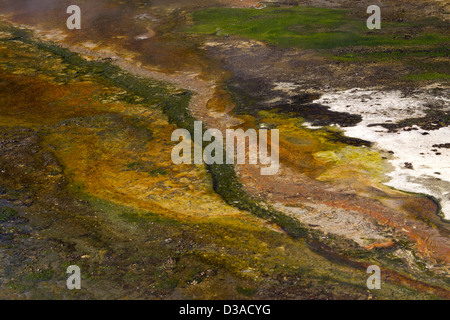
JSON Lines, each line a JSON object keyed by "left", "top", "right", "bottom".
{"left": 0, "top": 0, "right": 449, "bottom": 299}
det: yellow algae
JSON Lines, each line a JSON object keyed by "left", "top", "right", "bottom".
{"left": 247, "top": 110, "right": 391, "bottom": 186}
{"left": 254, "top": 111, "right": 340, "bottom": 177}
{"left": 0, "top": 33, "right": 264, "bottom": 225}
{"left": 43, "top": 113, "right": 254, "bottom": 221}
{"left": 314, "top": 146, "right": 390, "bottom": 184}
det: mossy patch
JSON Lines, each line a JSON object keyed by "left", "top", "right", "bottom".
{"left": 0, "top": 206, "right": 18, "bottom": 222}
{"left": 24, "top": 269, "right": 54, "bottom": 282}
{"left": 187, "top": 7, "right": 449, "bottom": 50}
{"left": 236, "top": 286, "right": 257, "bottom": 297}
{"left": 403, "top": 72, "right": 450, "bottom": 82}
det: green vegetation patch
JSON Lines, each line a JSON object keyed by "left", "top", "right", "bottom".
{"left": 403, "top": 72, "right": 450, "bottom": 82}
{"left": 333, "top": 47, "right": 449, "bottom": 62}
{"left": 187, "top": 7, "right": 449, "bottom": 50}
{"left": 0, "top": 206, "right": 18, "bottom": 222}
